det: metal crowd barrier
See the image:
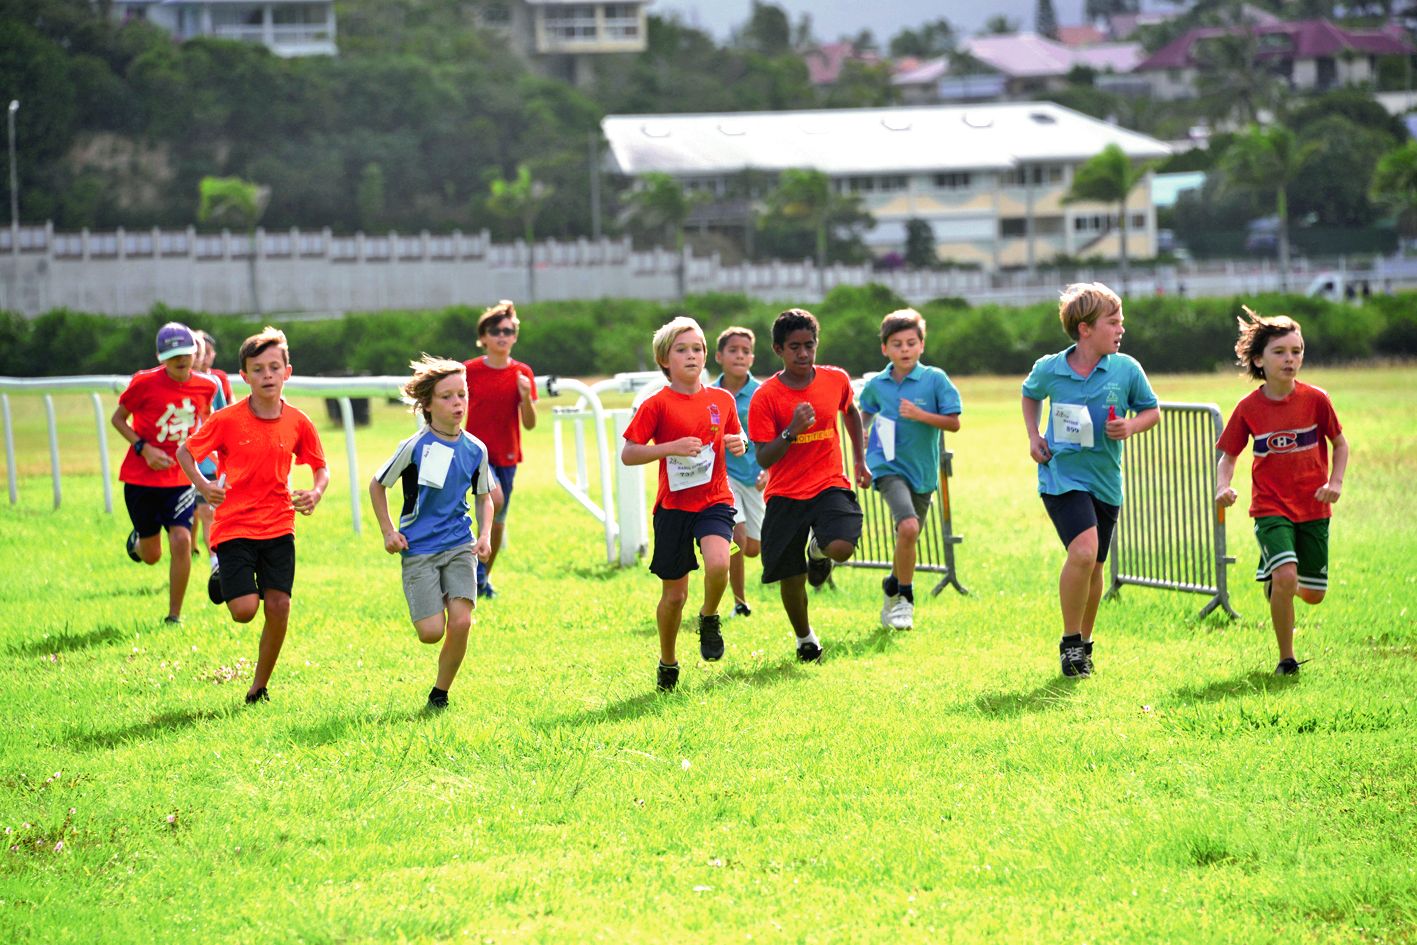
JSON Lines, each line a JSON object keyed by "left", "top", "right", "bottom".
{"left": 1107, "top": 400, "right": 1237, "bottom": 619}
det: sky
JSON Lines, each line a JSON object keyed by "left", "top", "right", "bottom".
{"left": 653, "top": 0, "right": 1095, "bottom": 44}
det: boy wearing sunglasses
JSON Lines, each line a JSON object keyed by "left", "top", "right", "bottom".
{"left": 463, "top": 300, "right": 538, "bottom": 599}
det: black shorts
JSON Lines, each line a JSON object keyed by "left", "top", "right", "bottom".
{"left": 1041, "top": 491, "right": 1120, "bottom": 563}
{"left": 124, "top": 483, "right": 197, "bottom": 537}
{"left": 649, "top": 503, "right": 736, "bottom": 581}
{"left": 214, "top": 534, "right": 297, "bottom": 601}
{"left": 760, "top": 487, "right": 864, "bottom": 583}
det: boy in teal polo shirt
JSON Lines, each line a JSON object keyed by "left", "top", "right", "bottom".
{"left": 713, "top": 327, "right": 768, "bottom": 618}
{"left": 1022, "top": 283, "right": 1159, "bottom": 677}
{"left": 859, "top": 309, "right": 962, "bottom": 630}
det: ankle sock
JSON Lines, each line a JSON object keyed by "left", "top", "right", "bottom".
{"left": 796, "top": 629, "right": 820, "bottom": 649}
{"left": 1062, "top": 633, "right": 1083, "bottom": 644}
{"left": 899, "top": 583, "right": 914, "bottom": 603}
{"left": 806, "top": 537, "right": 827, "bottom": 560}
{"left": 883, "top": 574, "right": 900, "bottom": 597}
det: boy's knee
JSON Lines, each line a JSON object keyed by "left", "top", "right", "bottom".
{"left": 263, "top": 593, "right": 292, "bottom": 620}
{"left": 1298, "top": 588, "right": 1325, "bottom": 606}
{"left": 229, "top": 598, "right": 260, "bottom": 623}
{"left": 743, "top": 538, "right": 761, "bottom": 558}
{"left": 416, "top": 626, "right": 445, "bottom": 645}
{"left": 825, "top": 538, "right": 855, "bottom": 562}
{"left": 660, "top": 585, "right": 689, "bottom": 610}
{"left": 1271, "top": 565, "right": 1300, "bottom": 594}
{"left": 895, "top": 517, "right": 921, "bottom": 541}
{"left": 1065, "top": 537, "right": 1099, "bottom": 566}
{"left": 168, "top": 528, "right": 192, "bottom": 551}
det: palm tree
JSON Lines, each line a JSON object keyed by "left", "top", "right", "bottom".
{"left": 487, "top": 164, "right": 554, "bottom": 302}
{"left": 619, "top": 173, "right": 707, "bottom": 299}
{"left": 1219, "top": 124, "right": 1313, "bottom": 290}
{"left": 1065, "top": 144, "right": 1152, "bottom": 296}
{"left": 198, "top": 176, "right": 270, "bottom": 316}
{"left": 1370, "top": 140, "right": 1417, "bottom": 253}
{"left": 764, "top": 168, "right": 850, "bottom": 293}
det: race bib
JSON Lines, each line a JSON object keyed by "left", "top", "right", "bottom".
{"left": 419, "top": 442, "right": 455, "bottom": 489}
{"left": 1052, "top": 402, "right": 1094, "bottom": 448}
{"left": 873, "top": 415, "right": 897, "bottom": 462}
{"left": 667, "top": 444, "right": 715, "bottom": 492}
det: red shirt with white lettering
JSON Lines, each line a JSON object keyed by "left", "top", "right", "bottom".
{"left": 623, "top": 385, "right": 740, "bottom": 513}
{"left": 748, "top": 366, "right": 855, "bottom": 502}
{"left": 1217, "top": 381, "right": 1342, "bottom": 522}
{"left": 463, "top": 357, "right": 536, "bottom": 466}
{"left": 118, "top": 366, "right": 219, "bottom": 488}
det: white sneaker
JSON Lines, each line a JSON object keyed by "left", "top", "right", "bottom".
{"left": 887, "top": 596, "right": 914, "bottom": 630}
{"left": 880, "top": 593, "right": 901, "bottom": 629}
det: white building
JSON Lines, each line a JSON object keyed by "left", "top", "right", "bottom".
{"left": 602, "top": 103, "right": 1172, "bottom": 270}
{"left": 477, "top": 1, "right": 651, "bottom": 85}
{"left": 113, "top": 0, "right": 337, "bottom": 57}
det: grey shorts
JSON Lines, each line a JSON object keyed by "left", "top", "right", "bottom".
{"left": 875, "top": 475, "right": 933, "bottom": 526}
{"left": 728, "top": 476, "right": 765, "bottom": 541}
{"left": 401, "top": 543, "right": 478, "bottom": 622}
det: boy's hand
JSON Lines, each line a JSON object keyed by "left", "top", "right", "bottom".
{"left": 1215, "top": 486, "right": 1238, "bottom": 508}
{"left": 1029, "top": 433, "right": 1052, "bottom": 464}
{"left": 755, "top": 470, "right": 769, "bottom": 491}
{"left": 1105, "top": 416, "right": 1131, "bottom": 440}
{"left": 291, "top": 489, "right": 322, "bottom": 515}
{"left": 383, "top": 530, "right": 409, "bottom": 554}
{"left": 1314, "top": 482, "right": 1342, "bottom": 504}
{"left": 790, "top": 402, "right": 816, "bottom": 433}
{"left": 665, "top": 436, "right": 704, "bottom": 457}
{"left": 724, "top": 433, "right": 747, "bottom": 456}
{"left": 471, "top": 535, "right": 492, "bottom": 560}
{"left": 898, "top": 399, "right": 925, "bottom": 421}
{"left": 517, "top": 373, "right": 533, "bottom": 401}
{"left": 142, "top": 445, "right": 175, "bottom": 470}
{"left": 854, "top": 463, "right": 872, "bottom": 489}
{"left": 198, "top": 481, "right": 226, "bottom": 506}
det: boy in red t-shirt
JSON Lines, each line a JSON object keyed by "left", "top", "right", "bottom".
{"left": 747, "top": 308, "right": 870, "bottom": 663}
{"left": 178, "top": 327, "right": 329, "bottom": 705}
{"left": 110, "top": 322, "right": 220, "bottom": 624}
{"left": 463, "top": 300, "right": 537, "bottom": 600}
{"left": 1216, "top": 307, "right": 1349, "bottom": 676}
{"left": 622, "top": 316, "right": 746, "bottom": 692}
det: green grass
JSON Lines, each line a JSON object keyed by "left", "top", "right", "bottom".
{"left": 2, "top": 366, "right": 1415, "bottom": 944}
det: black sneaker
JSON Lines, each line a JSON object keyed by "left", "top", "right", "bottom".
{"left": 806, "top": 554, "right": 834, "bottom": 589}
{"left": 244, "top": 687, "right": 269, "bottom": 705}
{"left": 163, "top": 615, "right": 182, "bottom": 626}
{"left": 733, "top": 601, "right": 752, "bottom": 618}
{"left": 796, "top": 640, "right": 823, "bottom": 663}
{"left": 477, "top": 580, "right": 498, "bottom": 600}
{"left": 1084, "top": 639, "right": 1095, "bottom": 675}
{"left": 427, "top": 687, "right": 449, "bottom": 710}
{"left": 1060, "top": 638, "right": 1090, "bottom": 677}
{"left": 698, "top": 613, "right": 724, "bottom": 662}
{"left": 1275, "top": 657, "right": 1303, "bottom": 676}
{"left": 656, "top": 662, "right": 680, "bottom": 692}
{"left": 125, "top": 529, "right": 141, "bottom": 563}
{"left": 207, "top": 566, "right": 224, "bottom": 606}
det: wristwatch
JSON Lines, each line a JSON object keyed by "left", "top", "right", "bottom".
{"left": 779, "top": 429, "right": 795, "bottom": 443}
{"left": 132, "top": 438, "right": 146, "bottom": 456}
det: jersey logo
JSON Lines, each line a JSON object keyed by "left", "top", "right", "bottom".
{"left": 1253, "top": 425, "right": 1318, "bottom": 457}
{"left": 155, "top": 398, "right": 198, "bottom": 444}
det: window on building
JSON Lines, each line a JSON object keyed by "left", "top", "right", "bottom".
{"left": 1001, "top": 165, "right": 1062, "bottom": 187}
{"left": 481, "top": 2, "right": 511, "bottom": 25}
{"left": 1034, "top": 216, "right": 1064, "bottom": 236}
{"left": 1131, "top": 213, "right": 1146, "bottom": 230}
{"left": 604, "top": 3, "right": 640, "bottom": 39}
{"left": 543, "top": 4, "right": 598, "bottom": 40}
{"left": 933, "top": 172, "right": 972, "bottom": 190}
{"left": 1000, "top": 218, "right": 1027, "bottom": 237}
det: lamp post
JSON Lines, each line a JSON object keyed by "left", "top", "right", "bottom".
{"left": 6, "top": 100, "right": 17, "bottom": 253}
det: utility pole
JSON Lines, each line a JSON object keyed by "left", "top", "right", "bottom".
{"left": 588, "top": 130, "right": 602, "bottom": 240}
{"left": 7, "top": 100, "right": 17, "bottom": 253}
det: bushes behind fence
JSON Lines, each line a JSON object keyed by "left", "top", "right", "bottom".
{"left": 2, "top": 287, "right": 1414, "bottom": 380}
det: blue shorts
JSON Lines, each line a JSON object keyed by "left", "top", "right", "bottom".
{"left": 124, "top": 483, "right": 197, "bottom": 537}
{"left": 491, "top": 464, "right": 517, "bottom": 525}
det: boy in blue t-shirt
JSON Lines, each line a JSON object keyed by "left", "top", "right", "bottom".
{"left": 713, "top": 326, "right": 768, "bottom": 618}
{"left": 1021, "top": 283, "right": 1159, "bottom": 677}
{"left": 370, "top": 356, "right": 494, "bottom": 711}
{"left": 859, "top": 309, "right": 962, "bottom": 630}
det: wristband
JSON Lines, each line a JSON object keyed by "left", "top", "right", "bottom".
{"left": 132, "top": 438, "right": 146, "bottom": 456}
{"left": 780, "top": 429, "right": 795, "bottom": 443}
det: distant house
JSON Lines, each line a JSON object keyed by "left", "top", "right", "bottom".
{"left": 112, "top": 1, "right": 338, "bottom": 57}
{"left": 803, "top": 41, "right": 881, "bottom": 87}
{"left": 895, "top": 33, "right": 1144, "bottom": 103}
{"left": 602, "top": 102, "right": 1170, "bottom": 271}
{"left": 1135, "top": 19, "right": 1414, "bottom": 100}
{"left": 475, "top": 0, "right": 650, "bottom": 85}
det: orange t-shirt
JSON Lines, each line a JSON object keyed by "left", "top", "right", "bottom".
{"left": 117, "top": 366, "right": 219, "bottom": 488}
{"left": 622, "top": 385, "right": 740, "bottom": 513}
{"left": 182, "top": 398, "right": 327, "bottom": 547}
{"left": 748, "top": 366, "right": 854, "bottom": 501}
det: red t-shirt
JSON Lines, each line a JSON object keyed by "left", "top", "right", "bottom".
{"left": 117, "top": 366, "right": 220, "bottom": 488}
{"left": 1217, "top": 381, "right": 1343, "bottom": 522}
{"left": 463, "top": 357, "right": 536, "bottom": 466}
{"left": 623, "top": 385, "right": 740, "bottom": 513}
{"left": 183, "top": 399, "right": 327, "bottom": 547}
{"left": 748, "top": 366, "right": 855, "bottom": 502}
{"left": 210, "top": 367, "right": 235, "bottom": 405}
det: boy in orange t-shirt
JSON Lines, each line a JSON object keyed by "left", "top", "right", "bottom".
{"left": 178, "top": 327, "right": 329, "bottom": 705}
{"left": 622, "top": 316, "right": 746, "bottom": 693}
{"left": 747, "top": 308, "right": 870, "bottom": 663}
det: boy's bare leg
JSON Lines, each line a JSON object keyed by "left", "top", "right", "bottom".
{"left": 892, "top": 517, "right": 921, "bottom": 585}
{"left": 435, "top": 597, "right": 474, "bottom": 691}
{"left": 195, "top": 504, "right": 214, "bottom": 555}
{"left": 249, "top": 591, "right": 292, "bottom": 696}
{"left": 1269, "top": 563, "right": 1300, "bottom": 661}
{"left": 823, "top": 538, "right": 856, "bottom": 562}
{"left": 729, "top": 523, "right": 748, "bottom": 605}
{"left": 166, "top": 526, "right": 192, "bottom": 620}
{"left": 699, "top": 535, "right": 731, "bottom": 616}
{"left": 1079, "top": 561, "right": 1106, "bottom": 640}
{"left": 482, "top": 483, "right": 507, "bottom": 578}
{"left": 136, "top": 534, "right": 163, "bottom": 565}
{"left": 657, "top": 576, "right": 689, "bottom": 665}
{"left": 1059, "top": 528, "right": 1100, "bottom": 640}
{"left": 778, "top": 574, "right": 811, "bottom": 637}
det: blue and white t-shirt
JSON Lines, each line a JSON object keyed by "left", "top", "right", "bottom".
{"left": 375, "top": 428, "right": 493, "bottom": 556}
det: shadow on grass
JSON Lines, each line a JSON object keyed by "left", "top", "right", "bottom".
{"left": 74, "top": 585, "right": 162, "bottom": 602}
{"left": 284, "top": 708, "right": 433, "bottom": 747}
{"left": 65, "top": 707, "right": 230, "bottom": 751}
{"left": 1169, "top": 671, "right": 1298, "bottom": 704}
{"left": 8, "top": 624, "right": 130, "bottom": 658}
{"left": 972, "top": 678, "right": 1082, "bottom": 718}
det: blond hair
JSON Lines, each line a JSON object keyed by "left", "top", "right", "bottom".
{"left": 238, "top": 326, "right": 289, "bottom": 370}
{"left": 652, "top": 316, "right": 706, "bottom": 378}
{"left": 401, "top": 354, "right": 467, "bottom": 423}
{"left": 1234, "top": 305, "right": 1302, "bottom": 381}
{"left": 880, "top": 308, "right": 926, "bottom": 344}
{"left": 1058, "top": 282, "right": 1122, "bottom": 340}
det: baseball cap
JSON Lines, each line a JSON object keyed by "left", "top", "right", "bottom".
{"left": 156, "top": 322, "right": 198, "bottom": 361}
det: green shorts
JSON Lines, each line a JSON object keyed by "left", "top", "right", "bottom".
{"left": 1253, "top": 516, "right": 1329, "bottom": 592}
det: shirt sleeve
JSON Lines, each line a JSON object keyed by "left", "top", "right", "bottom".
{"left": 376, "top": 433, "right": 419, "bottom": 488}
{"left": 1216, "top": 402, "right": 1251, "bottom": 457}
{"left": 934, "top": 370, "right": 963, "bottom": 415}
{"left": 1129, "top": 360, "right": 1159, "bottom": 411}
{"left": 1021, "top": 356, "right": 1050, "bottom": 400}
{"left": 858, "top": 379, "right": 879, "bottom": 416}
{"left": 522, "top": 363, "right": 539, "bottom": 403}
{"left": 836, "top": 369, "right": 854, "bottom": 412}
{"left": 471, "top": 439, "right": 493, "bottom": 495}
{"left": 722, "top": 391, "right": 742, "bottom": 435}
{"left": 622, "top": 395, "right": 659, "bottom": 445}
{"left": 294, "top": 414, "right": 328, "bottom": 470}
{"left": 183, "top": 413, "right": 220, "bottom": 465}
{"left": 1315, "top": 389, "right": 1342, "bottom": 439}
{"left": 117, "top": 373, "right": 144, "bottom": 414}
{"left": 748, "top": 385, "right": 778, "bottom": 443}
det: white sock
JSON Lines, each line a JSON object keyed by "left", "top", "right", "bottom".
{"left": 806, "top": 538, "right": 827, "bottom": 560}
{"left": 796, "top": 628, "right": 820, "bottom": 648}
{"left": 209, "top": 552, "right": 219, "bottom": 571}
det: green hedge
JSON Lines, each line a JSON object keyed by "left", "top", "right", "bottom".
{"left": 2, "top": 287, "right": 1413, "bottom": 380}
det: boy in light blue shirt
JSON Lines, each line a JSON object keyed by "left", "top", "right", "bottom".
{"left": 713, "top": 326, "right": 768, "bottom": 618}
{"left": 859, "top": 309, "right": 962, "bottom": 630}
{"left": 1022, "top": 283, "right": 1159, "bottom": 677}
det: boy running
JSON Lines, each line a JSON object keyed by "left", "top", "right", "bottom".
{"left": 177, "top": 327, "right": 328, "bottom": 705}
{"left": 190, "top": 331, "right": 228, "bottom": 566}
{"left": 463, "top": 300, "right": 537, "bottom": 600}
{"left": 712, "top": 326, "right": 768, "bottom": 619}
{"left": 748, "top": 308, "right": 870, "bottom": 663}
{"left": 110, "top": 322, "right": 220, "bottom": 624}
{"left": 1022, "top": 283, "right": 1159, "bottom": 678}
{"left": 371, "top": 356, "right": 494, "bottom": 711}
{"left": 1216, "top": 306, "right": 1348, "bottom": 675}
{"left": 622, "top": 317, "right": 746, "bottom": 692}
{"left": 858, "top": 309, "right": 962, "bottom": 630}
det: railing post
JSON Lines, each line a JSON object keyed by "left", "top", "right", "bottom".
{"left": 2, "top": 393, "right": 16, "bottom": 504}
{"left": 91, "top": 392, "right": 112, "bottom": 514}
{"left": 337, "top": 396, "right": 361, "bottom": 534}
{"left": 43, "top": 394, "right": 61, "bottom": 509}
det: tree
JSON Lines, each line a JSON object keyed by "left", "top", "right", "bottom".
{"left": 619, "top": 173, "right": 707, "bottom": 298}
{"left": 1370, "top": 140, "right": 1417, "bottom": 250}
{"left": 1219, "top": 124, "right": 1313, "bottom": 290}
{"left": 983, "top": 15, "right": 1019, "bottom": 35}
{"left": 888, "top": 18, "right": 956, "bottom": 59}
{"left": 356, "top": 162, "right": 385, "bottom": 232}
{"left": 197, "top": 175, "right": 270, "bottom": 315}
{"left": 1036, "top": 0, "right": 1060, "bottom": 41}
{"left": 734, "top": 1, "right": 792, "bottom": 55}
{"left": 904, "top": 218, "right": 937, "bottom": 270}
{"left": 1085, "top": 0, "right": 1140, "bottom": 22}
{"left": 762, "top": 169, "right": 868, "bottom": 291}
{"left": 1065, "top": 144, "right": 1153, "bottom": 295}
{"left": 487, "top": 164, "right": 554, "bottom": 302}
{"left": 1193, "top": 27, "right": 1285, "bottom": 127}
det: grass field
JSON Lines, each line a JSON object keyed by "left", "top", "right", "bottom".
{"left": 2, "top": 365, "right": 1415, "bottom": 944}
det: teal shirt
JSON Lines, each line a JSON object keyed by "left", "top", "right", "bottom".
{"left": 859, "top": 362, "right": 963, "bottom": 494}
{"left": 713, "top": 373, "right": 763, "bottom": 486}
{"left": 1021, "top": 347, "right": 1158, "bottom": 506}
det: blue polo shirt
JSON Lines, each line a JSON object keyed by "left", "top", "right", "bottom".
{"left": 1021, "top": 347, "right": 1157, "bottom": 506}
{"left": 858, "top": 363, "right": 963, "bottom": 494}
{"left": 713, "top": 373, "right": 764, "bottom": 486}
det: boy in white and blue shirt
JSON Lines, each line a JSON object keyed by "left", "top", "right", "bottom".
{"left": 713, "top": 327, "right": 768, "bottom": 618}
{"left": 859, "top": 309, "right": 962, "bottom": 630}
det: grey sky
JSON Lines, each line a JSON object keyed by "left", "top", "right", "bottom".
{"left": 653, "top": 0, "right": 1092, "bottom": 44}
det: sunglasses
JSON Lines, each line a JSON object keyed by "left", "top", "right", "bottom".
{"left": 484, "top": 327, "right": 517, "bottom": 337}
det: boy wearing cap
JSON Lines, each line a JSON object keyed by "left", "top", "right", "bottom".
{"left": 110, "top": 322, "right": 221, "bottom": 624}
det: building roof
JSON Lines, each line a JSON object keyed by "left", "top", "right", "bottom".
{"left": 1057, "top": 25, "right": 1106, "bottom": 47}
{"left": 602, "top": 102, "right": 1171, "bottom": 177}
{"left": 891, "top": 57, "right": 949, "bottom": 87}
{"left": 963, "top": 32, "right": 1142, "bottom": 78}
{"left": 803, "top": 42, "right": 880, "bottom": 86}
{"left": 1137, "top": 18, "right": 1413, "bottom": 71}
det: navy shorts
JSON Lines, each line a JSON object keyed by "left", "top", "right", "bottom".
{"left": 124, "top": 483, "right": 197, "bottom": 537}
{"left": 649, "top": 503, "right": 736, "bottom": 581}
{"left": 760, "top": 487, "right": 864, "bottom": 583}
{"left": 491, "top": 464, "right": 517, "bottom": 525}
{"left": 214, "top": 534, "right": 296, "bottom": 601}
{"left": 1041, "top": 490, "right": 1120, "bottom": 563}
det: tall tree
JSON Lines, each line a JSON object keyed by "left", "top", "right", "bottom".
{"left": 763, "top": 169, "right": 865, "bottom": 291}
{"left": 1369, "top": 140, "right": 1417, "bottom": 251}
{"left": 619, "top": 173, "right": 706, "bottom": 299}
{"left": 1064, "top": 144, "right": 1152, "bottom": 295}
{"left": 735, "top": 1, "right": 792, "bottom": 55}
{"left": 983, "top": 15, "right": 1020, "bottom": 35}
{"left": 1085, "top": 0, "right": 1140, "bottom": 22}
{"left": 1219, "top": 124, "right": 1313, "bottom": 290}
{"left": 197, "top": 175, "right": 269, "bottom": 315}
{"left": 487, "top": 164, "right": 554, "bottom": 302}
{"left": 1036, "top": 0, "right": 1060, "bottom": 41}
{"left": 904, "top": 218, "right": 938, "bottom": 270}
{"left": 888, "top": 18, "right": 956, "bottom": 59}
